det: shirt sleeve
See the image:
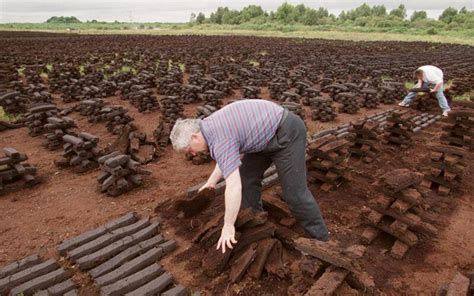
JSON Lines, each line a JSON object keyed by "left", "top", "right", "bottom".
{"left": 210, "top": 138, "right": 242, "bottom": 179}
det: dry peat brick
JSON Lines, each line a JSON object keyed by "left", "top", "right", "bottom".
{"left": 95, "top": 247, "right": 163, "bottom": 287}
{"left": 124, "top": 272, "right": 173, "bottom": 296}
{"left": 89, "top": 234, "right": 164, "bottom": 278}
{"left": 76, "top": 222, "right": 160, "bottom": 270}
{"left": 0, "top": 259, "right": 58, "bottom": 292}
{"left": 100, "top": 263, "right": 163, "bottom": 296}
{"left": 58, "top": 212, "right": 137, "bottom": 255}
{"left": 9, "top": 268, "right": 69, "bottom": 296}
{"left": 0, "top": 255, "right": 41, "bottom": 279}
{"left": 67, "top": 218, "right": 150, "bottom": 261}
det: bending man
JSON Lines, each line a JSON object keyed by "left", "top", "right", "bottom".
{"left": 399, "top": 65, "right": 451, "bottom": 116}
{"left": 170, "top": 99, "right": 328, "bottom": 253}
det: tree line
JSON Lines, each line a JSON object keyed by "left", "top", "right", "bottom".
{"left": 190, "top": 3, "right": 473, "bottom": 30}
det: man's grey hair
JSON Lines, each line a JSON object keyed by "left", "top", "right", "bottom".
{"left": 169, "top": 118, "right": 202, "bottom": 151}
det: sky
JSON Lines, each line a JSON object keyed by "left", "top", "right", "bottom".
{"left": 0, "top": 0, "right": 472, "bottom": 23}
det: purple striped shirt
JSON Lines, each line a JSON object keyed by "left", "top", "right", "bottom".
{"left": 200, "top": 99, "right": 284, "bottom": 178}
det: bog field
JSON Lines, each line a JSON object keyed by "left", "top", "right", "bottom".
{"left": 0, "top": 31, "right": 473, "bottom": 295}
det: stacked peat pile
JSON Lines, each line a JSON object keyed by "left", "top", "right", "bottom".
{"left": 55, "top": 133, "right": 101, "bottom": 173}
{"left": 268, "top": 82, "right": 287, "bottom": 100}
{"left": 0, "top": 148, "right": 39, "bottom": 193}
{"left": 181, "top": 84, "right": 202, "bottom": 103}
{"left": 280, "top": 102, "right": 305, "bottom": 120}
{"left": 57, "top": 212, "right": 186, "bottom": 295}
{"left": 307, "top": 134, "right": 350, "bottom": 191}
{"left": 360, "top": 169, "right": 438, "bottom": 259}
{"left": 153, "top": 121, "right": 173, "bottom": 148}
{"left": 77, "top": 100, "right": 135, "bottom": 135}
{"left": 421, "top": 144, "right": 467, "bottom": 196}
{"left": 440, "top": 104, "right": 474, "bottom": 150}
{"left": 202, "top": 90, "right": 225, "bottom": 108}
{"left": 411, "top": 93, "right": 438, "bottom": 112}
{"left": 382, "top": 110, "right": 415, "bottom": 148}
{"left": 43, "top": 116, "right": 77, "bottom": 150}
{"left": 361, "top": 88, "right": 379, "bottom": 109}
{"left": 76, "top": 98, "right": 106, "bottom": 119}
{"left": 97, "top": 152, "right": 152, "bottom": 197}
{"left": 280, "top": 91, "right": 300, "bottom": 103}
{"left": 301, "top": 87, "right": 321, "bottom": 106}
{"left": 196, "top": 104, "right": 218, "bottom": 119}
{"left": 322, "top": 84, "right": 349, "bottom": 97}
{"left": 348, "top": 119, "right": 380, "bottom": 163}
{"left": 160, "top": 96, "right": 184, "bottom": 125}
{"left": 337, "top": 93, "right": 360, "bottom": 114}
{"left": 127, "top": 88, "right": 160, "bottom": 112}
{"left": 309, "top": 97, "right": 337, "bottom": 122}
{"left": 24, "top": 103, "right": 59, "bottom": 136}
{"left": 102, "top": 106, "right": 135, "bottom": 135}
{"left": 0, "top": 91, "right": 29, "bottom": 115}
{"left": 378, "top": 85, "right": 400, "bottom": 104}
{"left": 242, "top": 86, "right": 261, "bottom": 99}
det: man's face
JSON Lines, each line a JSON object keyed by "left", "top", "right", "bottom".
{"left": 185, "top": 133, "right": 206, "bottom": 156}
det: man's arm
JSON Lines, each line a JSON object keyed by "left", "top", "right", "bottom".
{"left": 200, "top": 163, "right": 223, "bottom": 191}
{"left": 415, "top": 79, "right": 422, "bottom": 88}
{"left": 216, "top": 168, "right": 242, "bottom": 253}
{"left": 431, "top": 81, "right": 442, "bottom": 93}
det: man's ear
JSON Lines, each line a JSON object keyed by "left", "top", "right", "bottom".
{"left": 191, "top": 133, "right": 198, "bottom": 140}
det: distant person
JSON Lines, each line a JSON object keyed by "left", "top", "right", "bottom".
{"left": 170, "top": 99, "right": 329, "bottom": 253}
{"left": 398, "top": 65, "right": 451, "bottom": 116}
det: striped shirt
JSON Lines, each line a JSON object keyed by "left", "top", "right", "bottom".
{"left": 200, "top": 99, "right": 284, "bottom": 178}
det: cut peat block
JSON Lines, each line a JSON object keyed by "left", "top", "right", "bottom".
{"left": 58, "top": 212, "right": 186, "bottom": 295}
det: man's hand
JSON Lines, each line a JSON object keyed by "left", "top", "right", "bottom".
{"left": 216, "top": 223, "right": 237, "bottom": 253}
{"left": 198, "top": 181, "right": 216, "bottom": 192}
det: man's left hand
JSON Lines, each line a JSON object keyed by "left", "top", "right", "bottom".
{"left": 216, "top": 223, "right": 237, "bottom": 253}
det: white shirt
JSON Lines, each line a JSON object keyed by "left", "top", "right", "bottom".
{"left": 418, "top": 65, "right": 443, "bottom": 84}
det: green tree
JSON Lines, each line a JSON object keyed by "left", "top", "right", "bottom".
{"left": 345, "top": 3, "right": 373, "bottom": 21}
{"left": 410, "top": 10, "right": 427, "bottom": 21}
{"left": 275, "top": 2, "right": 296, "bottom": 24}
{"left": 196, "top": 12, "right": 206, "bottom": 24}
{"left": 46, "top": 16, "right": 81, "bottom": 23}
{"left": 240, "top": 5, "right": 264, "bottom": 22}
{"left": 372, "top": 5, "right": 387, "bottom": 17}
{"left": 338, "top": 10, "right": 347, "bottom": 21}
{"left": 389, "top": 4, "right": 407, "bottom": 19}
{"left": 439, "top": 7, "right": 458, "bottom": 23}
{"left": 317, "top": 7, "right": 329, "bottom": 18}
{"left": 292, "top": 4, "right": 307, "bottom": 22}
{"left": 355, "top": 3, "right": 373, "bottom": 18}
{"left": 222, "top": 9, "right": 241, "bottom": 24}
{"left": 209, "top": 7, "right": 229, "bottom": 24}
{"left": 302, "top": 8, "right": 319, "bottom": 25}
{"left": 189, "top": 13, "right": 196, "bottom": 23}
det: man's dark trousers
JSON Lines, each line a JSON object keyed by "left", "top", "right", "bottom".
{"left": 239, "top": 111, "right": 329, "bottom": 241}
